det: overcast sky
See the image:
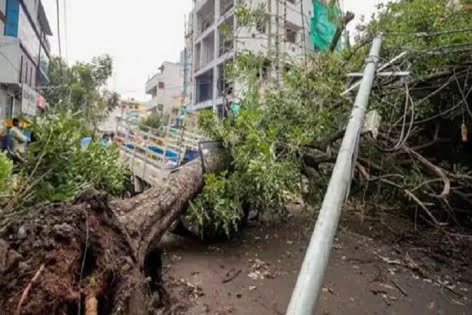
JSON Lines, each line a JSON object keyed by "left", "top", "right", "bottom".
{"left": 42, "top": 0, "right": 193, "bottom": 100}
{"left": 42, "top": 0, "right": 387, "bottom": 101}
{"left": 342, "top": 0, "right": 388, "bottom": 34}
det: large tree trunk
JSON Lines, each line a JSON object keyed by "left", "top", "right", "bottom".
{"left": 116, "top": 154, "right": 227, "bottom": 266}
{"left": 0, "top": 150, "right": 228, "bottom": 315}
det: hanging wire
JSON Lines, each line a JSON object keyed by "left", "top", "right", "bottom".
{"left": 366, "top": 54, "right": 416, "bottom": 152}
{"left": 63, "top": 0, "right": 69, "bottom": 61}
{"left": 384, "top": 28, "right": 472, "bottom": 38}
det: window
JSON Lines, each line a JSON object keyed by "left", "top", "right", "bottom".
{"left": 158, "top": 82, "right": 165, "bottom": 89}
{"left": 286, "top": 26, "right": 298, "bottom": 44}
{"left": 219, "top": 17, "right": 234, "bottom": 56}
{"left": 18, "top": 6, "right": 40, "bottom": 64}
{"left": 256, "top": 15, "right": 268, "bottom": 34}
{"left": 24, "top": 62, "right": 28, "bottom": 84}
{"left": 19, "top": 56, "right": 24, "bottom": 83}
{"left": 29, "top": 67, "right": 33, "bottom": 86}
{"left": 220, "top": 0, "right": 234, "bottom": 16}
{"left": 5, "top": 96, "right": 14, "bottom": 119}
{"left": 39, "top": 50, "right": 50, "bottom": 75}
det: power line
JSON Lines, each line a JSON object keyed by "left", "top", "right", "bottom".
{"left": 384, "top": 28, "right": 472, "bottom": 38}
{"left": 63, "top": 0, "right": 69, "bottom": 60}
{"left": 56, "top": 0, "right": 62, "bottom": 59}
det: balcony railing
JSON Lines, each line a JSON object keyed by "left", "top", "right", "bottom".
{"left": 145, "top": 73, "right": 164, "bottom": 95}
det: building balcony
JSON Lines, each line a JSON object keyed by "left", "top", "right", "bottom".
{"left": 192, "top": 99, "right": 214, "bottom": 111}
{"left": 194, "top": 50, "right": 234, "bottom": 78}
{"left": 146, "top": 97, "right": 160, "bottom": 108}
{"left": 145, "top": 72, "right": 164, "bottom": 95}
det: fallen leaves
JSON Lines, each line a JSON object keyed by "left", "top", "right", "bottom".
{"left": 248, "top": 259, "right": 276, "bottom": 280}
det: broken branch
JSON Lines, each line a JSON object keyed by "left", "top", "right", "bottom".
{"left": 403, "top": 146, "right": 451, "bottom": 198}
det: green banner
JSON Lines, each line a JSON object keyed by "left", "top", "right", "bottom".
{"left": 311, "top": 1, "right": 341, "bottom": 51}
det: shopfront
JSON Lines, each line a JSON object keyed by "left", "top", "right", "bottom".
{"left": 1, "top": 83, "right": 47, "bottom": 127}
{"left": 21, "top": 83, "right": 37, "bottom": 117}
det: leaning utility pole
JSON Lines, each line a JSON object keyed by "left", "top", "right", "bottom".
{"left": 286, "top": 35, "right": 383, "bottom": 315}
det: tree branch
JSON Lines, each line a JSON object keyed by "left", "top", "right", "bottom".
{"left": 329, "top": 12, "right": 355, "bottom": 52}
{"left": 403, "top": 146, "right": 451, "bottom": 199}
{"left": 305, "top": 129, "right": 346, "bottom": 150}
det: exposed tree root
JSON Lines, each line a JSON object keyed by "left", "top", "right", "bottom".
{"left": 0, "top": 151, "right": 228, "bottom": 315}
{"left": 15, "top": 264, "right": 45, "bottom": 315}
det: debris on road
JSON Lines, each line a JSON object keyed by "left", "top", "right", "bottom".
{"left": 248, "top": 259, "right": 275, "bottom": 280}
{"left": 222, "top": 269, "right": 242, "bottom": 284}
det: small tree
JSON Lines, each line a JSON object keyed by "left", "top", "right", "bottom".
{"left": 43, "top": 55, "right": 115, "bottom": 128}
{"left": 140, "top": 112, "right": 163, "bottom": 130}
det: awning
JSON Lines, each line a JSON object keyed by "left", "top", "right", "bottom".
{"left": 19, "top": 84, "right": 49, "bottom": 116}
{"left": 37, "top": 1, "right": 53, "bottom": 36}
{"left": 36, "top": 93, "right": 48, "bottom": 110}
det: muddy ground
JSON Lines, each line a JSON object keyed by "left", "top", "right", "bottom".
{"left": 0, "top": 197, "right": 142, "bottom": 315}
{"left": 160, "top": 206, "right": 472, "bottom": 315}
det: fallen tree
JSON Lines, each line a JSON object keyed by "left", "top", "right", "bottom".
{"left": 188, "top": 0, "right": 472, "bottom": 237}
{"left": 0, "top": 151, "right": 228, "bottom": 314}
{"left": 2, "top": 1, "right": 472, "bottom": 314}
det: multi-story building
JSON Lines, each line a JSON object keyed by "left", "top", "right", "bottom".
{"left": 183, "top": 14, "right": 194, "bottom": 107}
{"left": 145, "top": 61, "right": 184, "bottom": 118}
{"left": 0, "top": 0, "right": 52, "bottom": 122}
{"left": 121, "top": 98, "right": 148, "bottom": 125}
{"left": 189, "top": 0, "right": 313, "bottom": 113}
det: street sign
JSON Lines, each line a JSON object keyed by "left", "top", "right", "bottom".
{"left": 21, "top": 84, "right": 37, "bottom": 117}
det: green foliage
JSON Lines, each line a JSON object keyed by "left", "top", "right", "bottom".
{"left": 18, "top": 111, "right": 129, "bottom": 204}
{"left": 80, "top": 141, "right": 130, "bottom": 196}
{"left": 0, "top": 152, "right": 13, "bottom": 196}
{"left": 368, "top": 0, "right": 472, "bottom": 77}
{"left": 140, "top": 112, "right": 163, "bottom": 130}
{"left": 188, "top": 0, "right": 472, "bottom": 235}
{"left": 234, "top": 2, "right": 266, "bottom": 28}
{"left": 104, "top": 90, "right": 121, "bottom": 113}
{"left": 185, "top": 172, "right": 243, "bottom": 239}
{"left": 44, "top": 55, "right": 117, "bottom": 128}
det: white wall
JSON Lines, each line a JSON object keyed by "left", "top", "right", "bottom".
{"left": 0, "top": 36, "right": 21, "bottom": 84}
{"left": 0, "top": 89, "right": 8, "bottom": 122}
{"left": 149, "top": 62, "right": 184, "bottom": 115}
{"left": 145, "top": 73, "right": 163, "bottom": 95}
{"left": 99, "top": 107, "right": 122, "bottom": 132}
